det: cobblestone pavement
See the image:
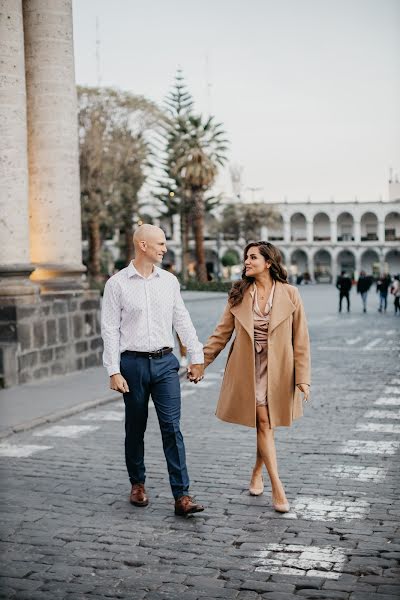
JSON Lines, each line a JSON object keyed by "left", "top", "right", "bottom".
{"left": 1, "top": 286, "right": 399, "bottom": 599}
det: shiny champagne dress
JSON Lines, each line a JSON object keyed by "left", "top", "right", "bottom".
{"left": 254, "top": 283, "right": 275, "bottom": 407}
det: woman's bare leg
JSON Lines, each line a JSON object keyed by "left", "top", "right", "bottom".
{"left": 255, "top": 405, "right": 287, "bottom": 504}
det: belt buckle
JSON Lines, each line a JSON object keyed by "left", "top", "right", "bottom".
{"left": 154, "top": 349, "right": 163, "bottom": 359}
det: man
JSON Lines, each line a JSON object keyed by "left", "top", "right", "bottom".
{"left": 356, "top": 271, "right": 373, "bottom": 313}
{"left": 336, "top": 270, "right": 352, "bottom": 313}
{"left": 377, "top": 273, "right": 392, "bottom": 313}
{"left": 101, "top": 224, "right": 205, "bottom": 516}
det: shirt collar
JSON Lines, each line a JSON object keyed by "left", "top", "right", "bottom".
{"left": 127, "top": 261, "right": 161, "bottom": 280}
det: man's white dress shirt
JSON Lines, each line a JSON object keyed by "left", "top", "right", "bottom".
{"left": 101, "top": 262, "right": 204, "bottom": 376}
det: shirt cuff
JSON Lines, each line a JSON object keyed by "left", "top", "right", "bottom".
{"left": 190, "top": 352, "right": 204, "bottom": 365}
{"left": 107, "top": 366, "right": 120, "bottom": 377}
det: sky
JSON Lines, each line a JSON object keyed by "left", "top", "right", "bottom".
{"left": 72, "top": 0, "right": 400, "bottom": 204}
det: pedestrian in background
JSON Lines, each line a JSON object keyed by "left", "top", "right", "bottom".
{"left": 377, "top": 273, "right": 392, "bottom": 313}
{"left": 336, "top": 270, "right": 352, "bottom": 313}
{"left": 357, "top": 271, "right": 373, "bottom": 313}
{"left": 192, "top": 241, "right": 310, "bottom": 514}
{"left": 391, "top": 275, "right": 400, "bottom": 315}
{"left": 101, "top": 224, "right": 205, "bottom": 516}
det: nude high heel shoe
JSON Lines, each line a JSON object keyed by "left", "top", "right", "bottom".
{"left": 272, "top": 493, "right": 290, "bottom": 513}
{"left": 249, "top": 473, "right": 264, "bottom": 496}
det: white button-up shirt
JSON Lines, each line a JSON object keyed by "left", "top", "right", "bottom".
{"left": 101, "top": 262, "right": 204, "bottom": 376}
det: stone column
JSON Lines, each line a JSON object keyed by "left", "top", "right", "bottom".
{"left": 172, "top": 213, "right": 181, "bottom": 243}
{"left": 354, "top": 220, "right": 361, "bottom": 243}
{"left": 378, "top": 220, "right": 385, "bottom": 243}
{"left": 306, "top": 220, "right": 313, "bottom": 243}
{"left": 283, "top": 217, "right": 291, "bottom": 243}
{"left": 23, "top": 0, "right": 85, "bottom": 291}
{"left": 0, "top": 0, "right": 36, "bottom": 296}
{"left": 331, "top": 219, "right": 337, "bottom": 243}
{"left": 260, "top": 225, "right": 268, "bottom": 240}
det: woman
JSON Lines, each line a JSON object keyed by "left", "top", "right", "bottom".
{"left": 203, "top": 241, "right": 310, "bottom": 512}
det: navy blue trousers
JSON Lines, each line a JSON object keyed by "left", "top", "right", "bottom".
{"left": 120, "top": 352, "right": 190, "bottom": 499}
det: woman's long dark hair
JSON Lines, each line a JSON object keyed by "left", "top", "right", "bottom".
{"left": 228, "top": 241, "right": 288, "bottom": 307}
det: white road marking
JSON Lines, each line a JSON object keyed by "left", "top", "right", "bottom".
{"left": 33, "top": 425, "right": 99, "bottom": 438}
{"left": 375, "top": 397, "right": 400, "bottom": 406}
{"left": 339, "top": 440, "right": 400, "bottom": 455}
{"left": 329, "top": 465, "right": 387, "bottom": 482}
{"left": 0, "top": 443, "right": 53, "bottom": 458}
{"left": 255, "top": 543, "right": 346, "bottom": 579}
{"left": 286, "top": 496, "right": 370, "bottom": 522}
{"left": 346, "top": 337, "right": 362, "bottom": 345}
{"left": 364, "top": 338, "right": 382, "bottom": 349}
{"left": 80, "top": 410, "right": 124, "bottom": 421}
{"left": 389, "top": 378, "right": 400, "bottom": 385}
{"left": 384, "top": 386, "right": 400, "bottom": 395}
{"left": 317, "top": 346, "right": 392, "bottom": 352}
{"left": 356, "top": 422, "right": 400, "bottom": 433}
{"left": 364, "top": 409, "right": 400, "bottom": 420}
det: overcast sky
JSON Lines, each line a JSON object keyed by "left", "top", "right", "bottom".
{"left": 72, "top": 0, "right": 400, "bottom": 203}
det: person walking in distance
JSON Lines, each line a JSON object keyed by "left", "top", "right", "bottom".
{"left": 377, "top": 273, "right": 392, "bottom": 313}
{"left": 336, "top": 270, "right": 352, "bottom": 313}
{"left": 390, "top": 275, "right": 400, "bottom": 315}
{"left": 357, "top": 271, "right": 373, "bottom": 313}
{"left": 101, "top": 224, "right": 205, "bottom": 516}
{"left": 190, "top": 242, "right": 310, "bottom": 513}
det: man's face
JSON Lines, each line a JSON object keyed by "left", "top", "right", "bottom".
{"left": 144, "top": 232, "right": 167, "bottom": 264}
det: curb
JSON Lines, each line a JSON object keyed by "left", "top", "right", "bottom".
{"left": 0, "top": 392, "right": 120, "bottom": 441}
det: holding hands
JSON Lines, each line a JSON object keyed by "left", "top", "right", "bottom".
{"left": 187, "top": 363, "right": 204, "bottom": 384}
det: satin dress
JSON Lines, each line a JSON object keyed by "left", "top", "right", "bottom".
{"left": 253, "top": 282, "right": 275, "bottom": 407}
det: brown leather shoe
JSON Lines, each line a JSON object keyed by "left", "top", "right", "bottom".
{"left": 129, "top": 483, "right": 148, "bottom": 507}
{"left": 174, "top": 495, "right": 204, "bottom": 516}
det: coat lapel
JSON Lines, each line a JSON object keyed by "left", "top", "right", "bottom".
{"left": 230, "top": 286, "right": 254, "bottom": 340}
{"left": 269, "top": 281, "right": 296, "bottom": 333}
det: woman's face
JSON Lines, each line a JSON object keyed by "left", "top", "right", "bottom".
{"left": 244, "top": 246, "right": 271, "bottom": 277}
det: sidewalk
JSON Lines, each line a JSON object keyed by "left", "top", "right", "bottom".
{"left": 0, "top": 290, "right": 225, "bottom": 439}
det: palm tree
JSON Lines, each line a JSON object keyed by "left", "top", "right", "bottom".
{"left": 172, "top": 115, "right": 228, "bottom": 282}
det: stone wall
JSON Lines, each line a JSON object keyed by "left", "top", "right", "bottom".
{"left": 0, "top": 290, "right": 102, "bottom": 387}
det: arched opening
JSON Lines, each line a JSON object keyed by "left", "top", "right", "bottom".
{"left": 205, "top": 248, "right": 219, "bottom": 281}
{"left": 290, "top": 249, "right": 309, "bottom": 283}
{"left": 314, "top": 249, "right": 332, "bottom": 283}
{"left": 268, "top": 213, "right": 284, "bottom": 241}
{"left": 221, "top": 248, "right": 241, "bottom": 280}
{"left": 360, "top": 212, "right": 378, "bottom": 241}
{"left": 337, "top": 249, "right": 356, "bottom": 278}
{"left": 385, "top": 249, "right": 400, "bottom": 274}
{"left": 337, "top": 212, "right": 354, "bottom": 242}
{"left": 290, "top": 213, "right": 307, "bottom": 241}
{"left": 360, "top": 249, "right": 380, "bottom": 277}
{"left": 313, "top": 213, "right": 331, "bottom": 241}
{"left": 385, "top": 212, "right": 400, "bottom": 241}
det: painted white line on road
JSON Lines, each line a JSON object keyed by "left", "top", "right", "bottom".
{"left": 286, "top": 496, "right": 370, "bottom": 522}
{"left": 364, "top": 409, "right": 400, "bottom": 420}
{"left": 329, "top": 465, "right": 387, "bottom": 482}
{"left": 375, "top": 397, "right": 400, "bottom": 406}
{"left": 255, "top": 543, "right": 346, "bottom": 580}
{"left": 339, "top": 440, "right": 400, "bottom": 455}
{"left": 346, "top": 337, "right": 362, "bottom": 345}
{"left": 80, "top": 411, "right": 124, "bottom": 421}
{"left": 356, "top": 422, "right": 400, "bottom": 433}
{"left": 384, "top": 386, "right": 400, "bottom": 395}
{"left": 365, "top": 338, "right": 382, "bottom": 349}
{"left": 0, "top": 443, "right": 53, "bottom": 458}
{"left": 317, "top": 346, "right": 392, "bottom": 352}
{"left": 33, "top": 425, "right": 99, "bottom": 438}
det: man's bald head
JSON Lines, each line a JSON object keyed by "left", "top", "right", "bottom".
{"left": 133, "top": 224, "right": 167, "bottom": 265}
{"left": 133, "top": 224, "right": 164, "bottom": 246}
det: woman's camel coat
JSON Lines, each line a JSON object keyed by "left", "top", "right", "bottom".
{"left": 203, "top": 281, "right": 310, "bottom": 428}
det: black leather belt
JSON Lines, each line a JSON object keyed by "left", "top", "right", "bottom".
{"left": 122, "top": 347, "right": 173, "bottom": 359}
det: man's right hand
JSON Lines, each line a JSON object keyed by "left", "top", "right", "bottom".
{"left": 110, "top": 373, "right": 130, "bottom": 393}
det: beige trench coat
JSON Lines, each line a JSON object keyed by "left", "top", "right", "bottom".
{"left": 203, "top": 281, "right": 311, "bottom": 428}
